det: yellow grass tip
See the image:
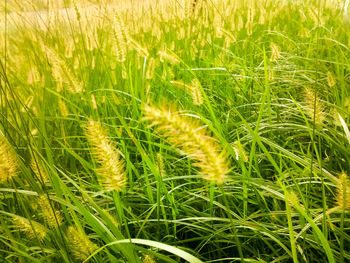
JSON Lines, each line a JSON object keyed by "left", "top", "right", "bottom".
{"left": 12, "top": 215, "right": 47, "bottom": 240}
{"left": 143, "top": 104, "right": 230, "bottom": 184}
{"left": 336, "top": 172, "right": 350, "bottom": 210}
{"left": 0, "top": 132, "right": 19, "bottom": 183}
{"left": 85, "top": 119, "right": 127, "bottom": 192}
{"left": 67, "top": 226, "right": 98, "bottom": 261}
{"left": 304, "top": 87, "right": 325, "bottom": 125}
{"left": 38, "top": 195, "right": 63, "bottom": 228}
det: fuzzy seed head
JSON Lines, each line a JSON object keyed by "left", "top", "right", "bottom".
{"left": 67, "top": 226, "right": 98, "bottom": 261}
{"left": 43, "top": 45, "right": 83, "bottom": 94}
{"left": 171, "top": 79, "right": 203, "bottom": 106}
{"left": 128, "top": 37, "right": 149, "bottom": 57}
{"left": 143, "top": 104, "right": 230, "bottom": 184}
{"left": 58, "top": 99, "right": 69, "bottom": 117}
{"left": 142, "top": 254, "right": 156, "bottom": 263}
{"left": 336, "top": 173, "right": 350, "bottom": 210}
{"left": 85, "top": 120, "right": 127, "bottom": 192}
{"left": 91, "top": 94, "right": 97, "bottom": 110}
{"left": 326, "top": 71, "right": 336, "bottom": 87}
{"left": 31, "top": 155, "right": 49, "bottom": 184}
{"left": 156, "top": 153, "right": 166, "bottom": 177}
{"left": 0, "top": 133, "right": 19, "bottom": 183}
{"left": 158, "top": 50, "right": 180, "bottom": 65}
{"left": 38, "top": 195, "right": 63, "bottom": 228}
{"left": 146, "top": 57, "right": 157, "bottom": 80}
{"left": 13, "top": 215, "right": 47, "bottom": 240}
{"left": 304, "top": 87, "right": 325, "bottom": 125}
{"left": 286, "top": 191, "right": 301, "bottom": 208}
{"left": 112, "top": 14, "right": 128, "bottom": 63}
{"left": 232, "top": 141, "right": 248, "bottom": 162}
{"left": 270, "top": 42, "right": 281, "bottom": 62}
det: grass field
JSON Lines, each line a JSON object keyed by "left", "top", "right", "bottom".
{"left": 1, "top": 0, "right": 350, "bottom": 262}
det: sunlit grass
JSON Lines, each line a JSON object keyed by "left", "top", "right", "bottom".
{"left": 0, "top": 0, "right": 349, "bottom": 262}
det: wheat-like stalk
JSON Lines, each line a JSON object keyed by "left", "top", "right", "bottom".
{"left": 12, "top": 215, "right": 47, "bottom": 240}
{"left": 143, "top": 104, "right": 230, "bottom": 184}
{"left": 67, "top": 226, "right": 98, "bottom": 261}
{"left": 85, "top": 119, "right": 127, "bottom": 192}
{"left": 0, "top": 132, "right": 19, "bottom": 183}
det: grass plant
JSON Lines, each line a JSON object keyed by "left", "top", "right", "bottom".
{"left": 0, "top": 0, "right": 350, "bottom": 262}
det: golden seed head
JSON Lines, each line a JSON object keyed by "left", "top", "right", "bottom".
{"left": 189, "top": 79, "right": 203, "bottom": 106}
{"left": 42, "top": 45, "right": 83, "bottom": 94}
{"left": 67, "top": 226, "right": 98, "bottom": 261}
{"left": 286, "top": 191, "right": 300, "bottom": 208}
{"left": 143, "top": 104, "right": 230, "bottom": 184}
{"left": 38, "top": 195, "right": 63, "bottom": 228}
{"left": 146, "top": 57, "right": 157, "bottom": 80}
{"left": 27, "top": 66, "right": 40, "bottom": 85}
{"left": 12, "top": 215, "right": 47, "bottom": 240}
{"left": 128, "top": 36, "right": 149, "bottom": 57}
{"left": 85, "top": 119, "right": 127, "bottom": 192}
{"left": 336, "top": 173, "right": 350, "bottom": 210}
{"left": 91, "top": 94, "right": 98, "bottom": 110}
{"left": 142, "top": 254, "right": 156, "bottom": 263}
{"left": 31, "top": 155, "right": 49, "bottom": 184}
{"left": 326, "top": 71, "right": 336, "bottom": 87}
{"left": 304, "top": 87, "right": 325, "bottom": 125}
{"left": 0, "top": 132, "right": 19, "bottom": 183}
{"left": 270, "top": 42, "right": 281, "bottom": 62}
{"left": 232, "top": 141, "right": 248, "bottom": 163}
{"left": 58, "top": 99, "right": 69, "bottom": 117}
{"left": 156, "top": 153, "right": 166, "bottom": 177}
{"left": 170, "top": 79, "right": 203, "bottom": 106}
{"left": 158, "top": 50, "right": 180, "bottom": 65}
{"left": 112, "top": 14, "right": 128, "bottom": 63}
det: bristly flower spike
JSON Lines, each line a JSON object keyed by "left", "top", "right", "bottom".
{"left": 143, "top": 104, "right": 230, "bottom": 184}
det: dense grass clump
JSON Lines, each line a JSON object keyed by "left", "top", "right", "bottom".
{"left": 0, "top": 0, "right": 350, "bottom": 262}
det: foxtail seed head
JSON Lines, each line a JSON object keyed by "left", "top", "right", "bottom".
{"left": 336, "top": 173, "right": 350, "bottom": 210}
{"left": 304, "top": 87, "right": 325, "bottom": 125}
{"left": 12, "top": 215, "right": 47, "bottom": 240}
{"left": 143, "top": 104, "right": 230, "bottom": 184}
{"left": 38, "top": 195, "right": 63, "bottom": 228}
{"left": 85, "top": 119, "right": 126, "bottom": 192}
{"left": 0, "top": 132, "right": 19, "bottom": 183}
{"left": 67, "top": 226, "right": 98, "bottom": 261}
{"left": 142, "top": 254, "right": 156, "bottom": 263}
{"left": 31, "top": 154, "right": 49, "bottom": 184}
